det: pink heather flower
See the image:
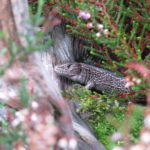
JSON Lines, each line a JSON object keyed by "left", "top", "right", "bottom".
{"left": 15, "top": 109, "right": 28, "bottom": 122}
{"left": 15, "top": 146, "right": 26, "bottom": 150}
{"left": 79, "top": 11, "right": 86, "bottom": 17}
{"left": 79, "top": 11, "right": 91, "bottom": 20}
{"left": 16, "top": 109, "right": 29, "bottom": 117}
{"left": 140, "top": 132, "right": 150, "bottom": 144}
{"left": 132, "top": 78, "right": 141, "bottom": 84}
{"left": 31, "top": 101, "right": 39, "bottom": 109}
{"left": 58, "top": 138, "right": 68, "bottom": 149}
{"left": 0, "top": 91, "right": 9, "bottom": 101}
{"left": 96, "top": 32, "right": 101, "bottom": 37}
{"left": 112, "top": 146, "right": 124, "bottom": 150}
{"left": 68, "top": 138, "right": 77, "bottom": 149}
{"left": 12, "top": 118, "right": 21, "bottom": 127}
{"left": 97, "top": 24, "right": 104, "bottom": 30}
{"left": 135, "top": 79, "right": 141, "bottom": 84}
{"left": 145, "top": 145, "right": 150, "bottom": 150}
{"left": 103, "top": 29, "right": 109, "bottom": 35}
{"left": 86, "top": 22, "right": 93, "bottom": 29}
{"left": 111, "top": 132, "right": 123, "bottom": 141}
{"left": 8, "top": 89, "right": 17, "bottom": 99}
{"left": 30, "top": 113, "right": 38, "bottom": 122}
{"left": 144, "top": 115, "right": 150, "bottom": 129}
{"left": 84, "top": 13, "right": 91, "bottom": 20}
{"left": 45, "top": 115, "right": 54, "bottom": 123}
{"left": 129, "top": 145, "right": 145, "bottom": 150}
{"left": 125, "top": 81, "right": 134, "bottom": 88}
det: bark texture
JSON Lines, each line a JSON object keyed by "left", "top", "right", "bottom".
{"left": 0, "top": 0, "right": 106, "bottom": 150}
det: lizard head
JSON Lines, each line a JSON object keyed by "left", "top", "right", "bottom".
{"left": 54, "top": 62, "right": 82, "bottom": 79}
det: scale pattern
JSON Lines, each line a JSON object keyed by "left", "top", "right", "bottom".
{"left": 54, "top": 62, "right": 130, "bottom": 94}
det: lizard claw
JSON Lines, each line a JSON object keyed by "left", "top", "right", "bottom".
{"left": 85, "top": 81, "right": 95, "bottom": 90}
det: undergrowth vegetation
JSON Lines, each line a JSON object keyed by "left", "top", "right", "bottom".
{"left": 38, "top": 0, "right": 150, "bottom": 149}
{"left": 39, "top": 0, "right": 150, "bottom": 149}
{"left": 0, "top": 0, "right": 149, "bottom": 150}
{"left": 64, "top": 87, "right": 144, "bottom": 149}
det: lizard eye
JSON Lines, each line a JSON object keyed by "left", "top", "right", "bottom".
{"left": 67, "top": 64, "right": 72, "bottom": 68}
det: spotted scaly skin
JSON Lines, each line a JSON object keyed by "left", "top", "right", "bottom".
{"left": 54, "top": 62, "right": 130, "bottom": 94}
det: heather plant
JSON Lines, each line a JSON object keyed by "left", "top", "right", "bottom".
{"left": 0, "top": 0, "right": 149, "bottom": 150}
{"left": 64, "top": 87, "right": 145, "bottom": 149}
{"left": 42, "top": 0, "right": 149, "bottom": 97}
{"left": 0, "top": 1, "right": 72, "bottom": 150}
{"left": 41, "top": 0, "right": 150, "bottom": 149}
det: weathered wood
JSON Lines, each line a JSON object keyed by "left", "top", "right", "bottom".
{"left": 0, "top": 0, "right": 74, "bottom": 148}
{"left": 0, "top": 0, "right": 21, "bottom": 48}
{"left": 46, "top": 23, "right": 106, "bottom": 150}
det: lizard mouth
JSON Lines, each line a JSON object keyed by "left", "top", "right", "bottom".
{"left": 54, "top": 63, "right": 81, "bottom": 77}
{"left": 54, "top": 65, "right": 73, "bottom": 76}
{"left": 54, "top": 66, "right": 65, "bottom": 74}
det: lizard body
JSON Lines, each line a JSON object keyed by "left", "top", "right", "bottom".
{"left": 54, "top": 62, "right": 130, "bottom": 94}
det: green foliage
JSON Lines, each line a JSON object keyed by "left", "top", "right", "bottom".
{"left": 0, "top": 0, "right": 52, "bottom": 77}
{"left": 0, "top": 126, "right": 26, "bottom": 150}
{"left": 54, "top": 2, "right": 149, "bottom": 148}
{"left": 19, "top": 78, "right": 31, "bottom": 107}
{"left": 0, "top": 0, "right": 51, "bottom": 149}
{"left": 53, "top": 0, "right": 149, "bottom": 70}
{"left": 0, "top": 0, "right": 149, "bottom": 149}
{"left": 0, "top": 104, "right": 25, "bottom": 150}
{"left": 64, "top": 87, "right": 144, "bottom": 149}
{"left": 128, "top": 106, "right": 144, "bottom": 143}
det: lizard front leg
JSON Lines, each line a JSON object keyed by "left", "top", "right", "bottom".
{"left": 85, "top": 81, "right": 95, "bottom": 90}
